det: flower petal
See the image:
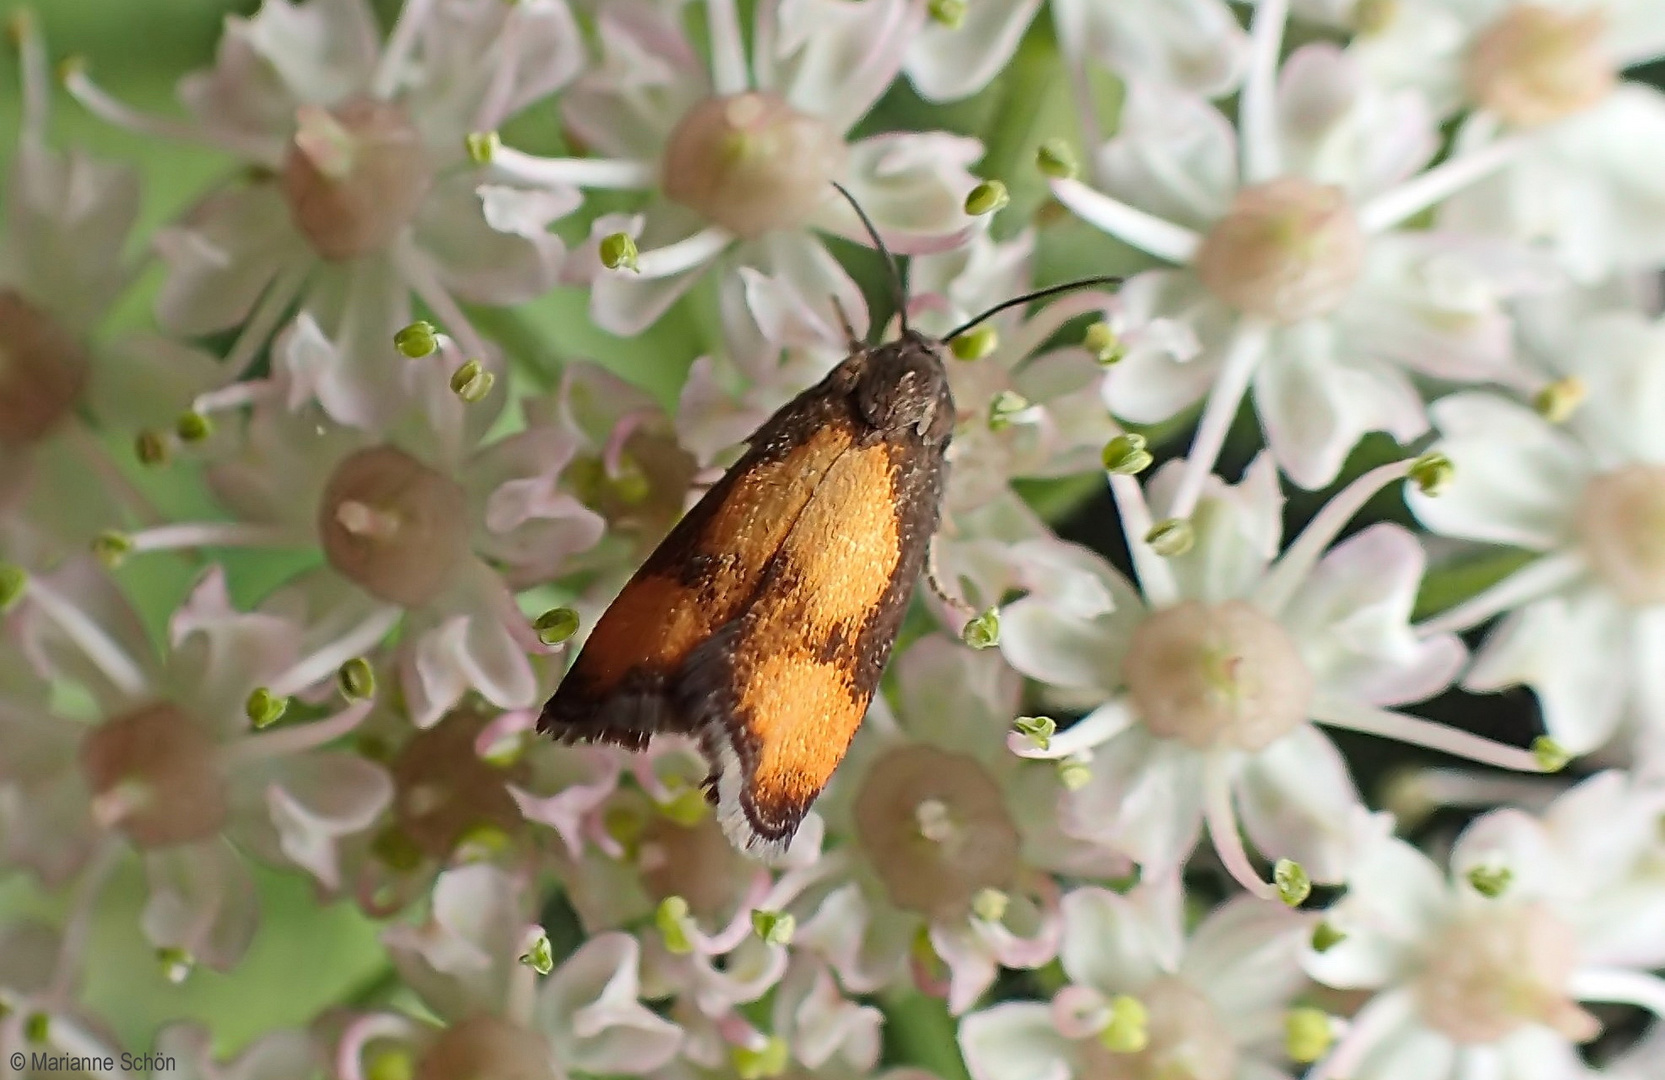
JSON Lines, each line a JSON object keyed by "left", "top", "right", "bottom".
{"left": 1235, "top": 725, "right": 1366, "bottom": 884}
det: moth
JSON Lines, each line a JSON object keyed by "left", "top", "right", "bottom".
{"left": 538, "top": 185, "right": 1117, "bottom": 857}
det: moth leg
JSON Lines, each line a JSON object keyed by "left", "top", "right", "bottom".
{"left": 829, "top": 294, "right": 864, "bottom": 353}
{"left": 925, "top": 533, "right": 979, "bottom": 619}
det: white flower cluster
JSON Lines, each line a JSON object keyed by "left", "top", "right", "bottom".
{"left": 1, "top": 1, "right": 1664, "bottom": 1079}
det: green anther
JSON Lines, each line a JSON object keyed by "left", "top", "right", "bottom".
{"left": 1532, "top": 735, "right": 1571, "bottom": 772}
{"left": 1102, "top": 433, "right": 1153, "bottom": 475}
{"left": 1037, "top": 138, "right": 1080, "bottom": 180}
{"left": 1084, "top": 320, "right": 1126, "bottom": 365}
{"left": 245, "top": 687, "right": 289, "bottom": 729}
{"left": 1144, "top": 518, "right": 1194, "bottom": 557}
{"left": 24, "top": 1011, "right": 49, "bottom": 1043}
{"left": 657, "top": 782, "right": 710, "bottom": 826}
{"left": 1467, "top": 864, "right": 1512, "bottom": 898}
{"left": 135, "top": 429, "right": 169, "bottom": 466}
{"left": 370, "top": 826, "right": 424, "bottom": 872}
{"left": 0, "top": 564, "right": 26, "bottom": 611}
{"left": 534, "top": 606, "right": 581, "bottom": 645}
{"left": 450, "top": 360, "right": 494, "bottom": 403}
{"left": 1408, "top": 451, "right": 1454, "bottom": 497}
{"left": 1285, "top": 1007, "right": 1333, "bottom": 1064}
{"left": 964, "top": 179, "right": 1010, "bottom": 217}
{"left": 394, "top": 320, "right": 439, "bottom": 358}
{"left": 1310, "top": 921, "right": 1347, "bottom": 953}
{"left": 156, "top": 946, "right": 194, "bottom": 985}
{"left": 454, "top": 823, "right": 512, "bottom": 862}
{"left": 950, "top": 324, "right": 998, "bottom": 361}
{"left": 988, "top": 389, "right": 1031, "bottom": 431}
{"left": 175, "top": 410, "right": 213, "bottom": 443}
{"left": 1097, "top": 995, "right": 1149, "bottom": 1053}
{"left": 519, "top": 929, "right": 555, "bottom": 975}
{"left": 657, "top": 896, "right": 695, "bottom": 955}
{"left": 971, "top": 887, "right": 1008, "bottom": 923}
{"left": 56, "top": 55, "right": 85, "bottom": 84}
{"left": 1274, "top": 859, "right": 1312, "bottom": 907}
{"left": 365, "top": 1048, "right": 415, "bottom": 1080}
{"left": 928, "top": 0, "right": 967, "bottom": 29}
{"left": 1534, "top": 376, "right": 1586, "bottom": 423}
{"left": 6, "top": 9, "right": 34, "bottom": 45}
{"left": 600, "top": 232, "right": 640, "bottom": 272}
{"left": 91, "top": 530, "right": 132, "bottom": 568}
{"left": 464, "top": 130, "right": 500, "bottom": 165}
{"left": 751, "top": 909, "right": 796, "bottom": 946}
{"left": 1013, "top": 715, "right": 1056, "bottom": 751}
{"left": 961, "top": 607, "right": 1001, "bottom": 649}
{"left": 1058, "top": 756, "right": 1092, "bottom": 791}
{"left": 731, "top": 1036, "right": 790, "bottom": 1080}
{"left": 338, "top": 657, "right": 376, "bottom": 701}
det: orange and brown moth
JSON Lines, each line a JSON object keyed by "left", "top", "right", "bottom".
{"left": 538, "top": 186, "right": 1117, "bottom": 857}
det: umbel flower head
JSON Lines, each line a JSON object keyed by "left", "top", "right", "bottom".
{"left": 65, "top": 0, "right": 580, "bottom": 429}
{"left": 484, "top": 0, "right": 984, "bottom": 362}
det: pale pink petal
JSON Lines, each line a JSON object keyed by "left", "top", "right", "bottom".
{"left": 154, "top": 185, "right": 309, "bottom": 337}
{"left": 957, "top": 1002, "right": 1075, "bottom": 1080}
{"left": 904, "top": 0, "right": 1043, "bottom": 103}
{"left": 262, "top": 752, "right": 393, "bottom": 889}
{"left": 385, "top": 863, "right": 525, "bottom": 1019}
{"left": 1253, "top": 320, "right": 1429, "bottom": 490}
{"left": 1275, "top": 42, "right": 1437, "bottom": 198}
{"left": 1097, "top": 79, "right": 1239, "bottom": 228}
{"left": 1284, "top": 523, "right": 1466, "bottom": 707}
{"left": 5, "top": 143, "right": 141, "bottom": 325}
{"left": 820, "top": 132, "right": 985, "bottom": 255}
{"left": 1062, "top": 730, "right": 1206, "bottom": 875}
{"left": 1407, "top": 392, "right": 1591, "bottom": 551}
{"left": 414, "top": 176, "right": 570, "bottom": 305}
{"left": 229, "top": 0, "right": 380, "bottom": 107}
{"left": 536, "top": 933, "right": 683, "bottom": 1074}
{"left": 1235, "top": 725, "right": 1366, "bottom": 884}
{"left": 767, "top": 0, "right": 914, "bottom": 131}
{"left": 1179, "top": 896, "right": 1311, "bottom": 1021}
{"left": 1101, "top": 273, "right": 1231, "bottom": 424}
{"left": 1059, "top": 882, "right": 1180, "bottom": 994}
{"left": 141, "top": 840, "right": 259, "bottom": 971}
{"left": 1054, "top": 0, "right": 1249, "bottom": 99}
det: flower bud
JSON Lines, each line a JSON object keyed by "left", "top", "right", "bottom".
{"left": 1274, "top": 858, "right": 1311, "bottom": 907}
{"left": 600, "top": 232, "right": 640, "bottom": 272}
{"left": 1012, "top": 715, "right": 1056, "bottom": 751}
{"left": 751, "top": 909, "right": 796, "bottom": 945}
{"left": 518, "top": 930, "right": 554, "bottom": 975}
{"left": 964, "top": 180, "right": 1010, "bottom": 217}
{"left": 1037, "top": 138, "right": 1079, "bottom": 180}
{"left": 535, "top": 607, "right": 581, "bottom": 645}
{"left": 464, "top": 130, "right": 500, "bottom": 165}
{"left": 394, "top": 320, "right": 439, "bottom": 358}
{"left": 1102, "top": 433, "right": 1153, "bottom": 475}
{"left": 1409, "top": 451, "right": 1454, "bottom": 496}
{"left": 338, "top": 657, "right": 376, "bottom": 700}
{"left": 950, "top": 325, "right": 998, "bottom": 361}
{"left": 245, "top": 688, "right": 289, "bottom": 729}
{"left": 1144, "top": 518, "right": 1194, "bottom": 556}
{"left": 175, "top": 410, "right": 213, "bottom": 442}
{"left": 961, "top": 607, "right": 1000, "bottom": 649}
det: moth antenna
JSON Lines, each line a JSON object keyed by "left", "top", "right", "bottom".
{"left": 829, "top": 293, "right": 863, "bottom": 354}
{"left": 831, "top": 180, "right": 909, "bottom": 338}
{"left": 925, "top": 535, "right": 978, "bottom": 620}
{"left": 943, "top": 276, "right": 1124, "bottom": 342}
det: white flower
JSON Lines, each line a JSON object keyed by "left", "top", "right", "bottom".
{"left": 487, "top": 0, "right": 983, "bottom": 362}
{"left": 958, "top": 874, "right": 1312, "bottom": 1080}
{"left": 1053, "top": 0, "right": 1250, "bottom": 106}
{"left": 1408, "top": 306, "right": 1665, "bottom": 763}
{"left": 66, "top": 0, "right": 580, "bottom": 429}
{"left": 904, "top": 0, "right": 1046, "bottom": 103}
{"left": 996, "top": 452, "right": 1556, "bottom": 898}
{"left": 1301, "top": 771, "right": 1665, "bottom": 1079}
{"left": 1054, "top": 9, "right": 1556, "bottom": 496}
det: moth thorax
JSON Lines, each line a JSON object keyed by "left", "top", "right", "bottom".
{"left": 0, "top": 288, "right": 90, "bottom": 449}
{"left": 1576, "top": 464, "right": 1665, "bottom": 606}
{"left": 1464, "top": 5, "right": 1613, "bottom": 126}
{"left": 1078, "top": 976, "right": 1239, "bottom": 1080}
{"left": 853, "top": 745, "right": 1020, "bottom": 922}
{"left": 662, "top": 92, "right": 848, "bottom": 239}
{"left": 280, "top": 97, "right": 434, "bottom": 262}
{"left": 636, "top": 813, "right": 749, "bottom": 923}
{"left": 79, "top": 703, "right": 229, "bottom": 848}
{"left": 318, "top": 445, "right": 470, "bottom": 607}
{"left": 389, "top": 709, "right": 530, "bottom": 860}
{"left": 1194, "top": 177, "right": 1365, "bottom": 325}
{"left": 413, "top": 1015, "right": 556, "bottom": 1080}
{"left": 1413, "top": 903, "right": 1597, "bottom": 1044}
{"left": 1120, "top": 600, "right": 1313, "bottom": 753}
